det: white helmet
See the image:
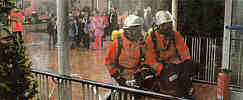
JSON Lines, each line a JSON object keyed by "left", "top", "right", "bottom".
{"left": 13, "top": 8, "right": 19, "bottom": 12}
{"left": 123, "top": 15, "right": 144, "bottom": 29}
{"left": 155, "top": 10, "right": 173, "bottom": 25}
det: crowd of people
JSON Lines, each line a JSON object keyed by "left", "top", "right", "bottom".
{"left": 47, "top": 7, "right": 153, "bottom": 50}
{"left": 48, "top": 7, "right": 135, "bottom": 50}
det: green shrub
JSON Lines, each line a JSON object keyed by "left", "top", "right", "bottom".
{"left": 0, "top": 0, "right": 38, "bottom": 100}
{"left": 0, "top": 33, "right": 38, "bottom": 100}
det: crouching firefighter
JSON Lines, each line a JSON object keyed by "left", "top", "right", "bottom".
{"left": 145, "top": 10, "right": 201, "bottom": 99}
{"left": 104, "top": 15, "right": 163, "bottom": 100}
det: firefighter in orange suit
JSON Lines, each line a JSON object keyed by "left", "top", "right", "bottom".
{"left": 146, "top": 10, "right": 191, "bottom": 66}
{"left": 104, "top": 15, "right": 163, "bottom": 88}
{"left": 10, "top": 8, "right": 25, "bottom": 43}
{"left": 146, "top": 10, "right": 196, "bottom": 99}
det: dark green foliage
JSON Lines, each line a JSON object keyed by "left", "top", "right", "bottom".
{"left": 0, "top": 33, "right": 38, "bottom": 100}
{"left": 0, "top": 0, "right": 16, "bottom": 26}
{"left": 0, "top": 0, "right": 38, "bottom": 99}
{"left": 0, "top": 0, "right": 16, "bottom": 14}
{"left": 178, "top": 0, "right": 225, "bottom": 37}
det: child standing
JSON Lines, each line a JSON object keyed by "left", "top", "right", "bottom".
{"left": 93, "top": 16, "right": 104, "bottom": 50}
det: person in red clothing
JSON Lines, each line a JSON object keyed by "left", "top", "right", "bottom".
{"left": 101, "top": 11, "right": 109, "bottom": 41}
{"left": 10, "top": 8, "right": 25, "bottom": 43}
{"left": 146, "top": 10, "right": 191, "bottom": 66}
{"left": 102, "top": 12, "right": 109, "bottom": 27}
{"left": 146, "top": 10, "right": 199, "bottom": 99}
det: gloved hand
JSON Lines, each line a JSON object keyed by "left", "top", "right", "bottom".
{"left": 116, "top": 77, "right": 127, "bottom": 86}
{"left": 134, "top": 64, "right": 158, "bottom": 90}
{"left": 111, "top": 72, "right": 127, "bottom": 86}
{"left": 125, "top": 80, "right": 139, "bottom": 88}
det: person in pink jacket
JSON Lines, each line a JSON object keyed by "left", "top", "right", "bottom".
{"left": 92, "top": 15, "right": 104, "bottom": 50}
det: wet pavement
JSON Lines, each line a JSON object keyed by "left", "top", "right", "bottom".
{"left": 23, "top": 30, "right": 216, "bottom": 100}
{"left": 24, "top": 31, "right": 114, "bottom": 84}
{"left": 24, "top": 31, "right": 116, "bottom": 100}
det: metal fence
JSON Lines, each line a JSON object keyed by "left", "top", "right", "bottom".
{"left": 29, "top": 34, "right": 243, "bottom": 100}
{"left": 184, "top": 35, "right": 221, "bottom": 84}
{"left": 229, "top": 30, "right": 243, "bottom": 88}
{"left": 184, "top": 34, "right": 243, "bottom": 89}
{"left": 30, "top": 69, "right": 189, "bottom": 100}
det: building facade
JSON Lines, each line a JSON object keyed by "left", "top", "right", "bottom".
{"left": 78, "top": 0, "right": 108, "bottom": 12}
{"left": 78, "top": 0, "right": 159, "bottom": 14}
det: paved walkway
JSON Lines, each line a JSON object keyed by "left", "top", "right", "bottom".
{"left": 23, "top": 31, "right": 216, "bottom": 100}
{"left": 24, "top": 31, "right": 114, "bottom": 83}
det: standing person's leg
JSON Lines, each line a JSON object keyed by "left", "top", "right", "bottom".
{"left": 76, "top": 34, "right": 79, "bottom": 47}
{"left": 110, "top": 25, "right": 114, "bottom": 40}
{"left": 101, "top": 35, "right": 104, "bottom": 48}
{"left": 70, "top": 36, "right": 74, "bottom": 49}
{"left": 73, "top": 34, "right": 77, "bottom": 48}
{"left": 87, "top": 34, "right": 90, "bottom": 49}
{"left": 77, "top": 33, "right": 81, "bottom": 48}
{"left": 72, "top": 36, "right": 75, "bottom": 48}
{"left": 98, "top": 36, "right": 102, "bottom": 50}
{"left": 80, "top": 33, "right": 84, "bottom": 47}
{"left": 108, "top": 26, "right": 112, "bottom": 41}
{"left": 104, "top": 27, "right": 108, "bottom": 40}
{"left": 76, "top": 34, "right": 79, "bottom": 48}
{"left": 12, "top": 32, "right": 17, "bottom": 41}
{"left": 18, "top": 31, "right": 23, "bottom": 43}
{"left": 83, "top": 34, "right": 87, "bottom": 48}
{"left": 94, "top": 36, "right": 98, "bottom": 49}
{"left": 84, "top": 34, "right": 89, "bottom": 49}
{"left": 81, "top": 33, "right": 85, "bottom": 47}
{"left": 48, "top": 32, "right": 52, "bottom": 49}
{"left": 83, "top": 34, "right": 86, "bottom": 47}
{"left": 93, "top": 34, "right": 95, "bottom": 42}
{"left": 52, "top": 30, "right": 55, "bottom": 48}
{"left": 79, "top": 33, "right": 83, "bottom": 47}
{"left": 103, "top": 28, "right": 106, "bottom": 41}
{"left": 53, "top": 31, "right": 57, "bottom": 48}
{"left": 13, "top": 31, "right": 23, "bottom": 43}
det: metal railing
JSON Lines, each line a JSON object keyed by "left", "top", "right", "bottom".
{"left": 184, "top": 35, "right": 221, "bottom": 84}
{"left": 229, "top": 29, "right": 243, "bottom": 89}
{"left": 31, "top": 69, "right": 189, "bottom": 100}
{"left": 184, "top": 34, "right": 243, "bottom": 89}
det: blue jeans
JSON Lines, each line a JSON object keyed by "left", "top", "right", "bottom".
{"left": 70, "top": 36, "right": 74, "bottom": 48}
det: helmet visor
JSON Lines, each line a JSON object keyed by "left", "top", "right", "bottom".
{"left": 125, "top": 26, "right": 142, "bottom": 33}
{"left": 124, "top": 25, "right": 143, "bottom": 41}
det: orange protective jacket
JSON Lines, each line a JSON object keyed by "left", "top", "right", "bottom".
{"left": 146, "top": 30, "right": 191, "bottom": 66}
{"left": 104, "top": 33, "right": 163, "bottom": 81}
{"left": 10, "top": 11, "right": 24, "bottom": 32}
